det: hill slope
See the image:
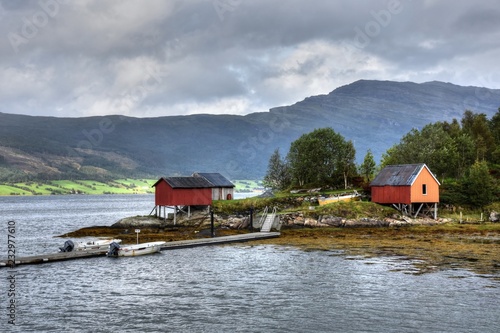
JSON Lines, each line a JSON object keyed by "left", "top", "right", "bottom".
{"left": 0, "top": 80, "right": 499, "bottom": 181}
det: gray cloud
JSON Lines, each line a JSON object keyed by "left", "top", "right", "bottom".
{"left": 0, "top": 0, "right": 499, "bottom": 118}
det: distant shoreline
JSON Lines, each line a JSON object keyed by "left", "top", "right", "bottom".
{"left": 0, "top": 179, "right": 263, "bottom": 197}
{"left": 0, "top": 191, "right": 263, "bottom": 197}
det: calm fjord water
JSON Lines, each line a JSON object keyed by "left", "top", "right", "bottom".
{"left": 1, "top": 195, "right": 499, "bottom": 332}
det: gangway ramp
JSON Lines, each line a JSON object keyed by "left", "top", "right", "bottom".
{"left": 259, "top": 206, "right": 278, "bottom": 232}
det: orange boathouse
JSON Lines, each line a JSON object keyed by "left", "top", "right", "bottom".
{"left": 370, "top": 163, "right": 440, "bottom": 219}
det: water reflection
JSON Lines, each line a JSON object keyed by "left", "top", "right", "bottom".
{"left": 0, "top": 196, "right": 499, "bottom": 332}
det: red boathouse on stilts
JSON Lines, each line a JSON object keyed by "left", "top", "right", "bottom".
{"left": 151, "top": 172, "right": 234, "bottom": 224}
{"left": 370, "top": 163, "right": 440, "bottom": 219}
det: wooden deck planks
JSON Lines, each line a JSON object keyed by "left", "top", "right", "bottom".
{"left": 161, "top": 232, "right": 280, "bottom": 249}
{"left": 0, "top": 232, "right": 280, "bottom": 268}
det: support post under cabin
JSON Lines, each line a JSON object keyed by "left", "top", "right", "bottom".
{"left": 210, "top": 206, "right": 214, "bottom": 237}
{"left": 174, "top": 206, "right": 177, "bottom": 225}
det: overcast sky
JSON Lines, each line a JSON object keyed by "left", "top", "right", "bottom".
{"left": 1, "top": 0, "right": 499, "bottom": 118}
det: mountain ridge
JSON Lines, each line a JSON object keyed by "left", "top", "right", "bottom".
{"left": 1, "top": 79, "right": 499, "bottom": 181}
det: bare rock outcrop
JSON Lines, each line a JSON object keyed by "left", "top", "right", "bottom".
{"left": 112, "top": 211, "right": 452, "bottom": 230}
{"left": 277, "top": 213, "right": 449, "bottom": 228}
{"left": 490, "top": 211, "right": 500, "bottom": 222}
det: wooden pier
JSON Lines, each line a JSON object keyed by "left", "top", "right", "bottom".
{"left": 161, "top": 231, "right": 280, "bottom": 249}
{"left": 0, "top": 232, "right": 280, "bottom": 268}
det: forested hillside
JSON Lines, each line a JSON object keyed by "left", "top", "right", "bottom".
{"left": 0, "top": 80, "right": 499, "bottom": 181}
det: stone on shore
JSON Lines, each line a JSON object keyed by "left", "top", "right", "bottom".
{"left": 278, "top": 212, "right": 449, "bottom": 228}
{"left": 113, "top": 211, "right": 452, "bottom": 230}
{"left": 490, "top": 211, "right": 499, "bottom": 222}
{"left": 112, "top": 216, "right": 165, "bottom": 228}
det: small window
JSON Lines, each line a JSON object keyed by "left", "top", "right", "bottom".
{"left": 422, "top": 184, "right": 427, "bottom": 195}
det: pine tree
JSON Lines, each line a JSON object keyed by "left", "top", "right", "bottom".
{"left": 462, "top": 160, "right": 496, "bottom": 208}
{"left": 359, "top": 149, "right": 376, "bottom": 182}
{"left": 263, "top": 149, "right": 290, "bottom": 191}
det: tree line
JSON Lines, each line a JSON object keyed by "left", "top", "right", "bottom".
{"left": 263, "top": 109, "right": 500, "bottom": 208}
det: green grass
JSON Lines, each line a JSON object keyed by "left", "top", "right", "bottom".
{"left": 0, "top": 185, "right": 32, "bottom": 195}
{"left": 11, "top": 183, "right": 45, "bottom": 195}
{"left": 312, "top": 200, "right": 396, "bottom": 219}
{"left": 0, "top": 179, "right": 156, "bottom": 196}
{"left": 232, "top": 179, "right": 263, "bottom": 192}
{"left": 0, "top": 178, "right": 259, "bottom": 196}
{"left": 440, "top": 211, "right": 493, "bottom": 223}
{"left": 113, "top": 179, "right": 156, "bottom": 190}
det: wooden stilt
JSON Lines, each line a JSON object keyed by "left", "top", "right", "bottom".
{"left": 174, "top": 206, "right": 177, "bottom": 225}
{"left": 414, "top": 203, "right": 423, "bottom": 218}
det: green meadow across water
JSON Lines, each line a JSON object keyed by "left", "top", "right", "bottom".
{"left": 0, "top": 179, "right": 156, "bottom": 195}
{"left": 0, "top": 179, "right": 262, "bottom": 196}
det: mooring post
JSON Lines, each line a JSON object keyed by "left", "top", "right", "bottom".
{"left": 249, "top": 206, "right": 254, "bottom": 231}
{"left": 174, "top": 206, "right": 177, "bottom": 225}
{"left": 135, "top": 229, "right": 140, "bottom": 244}
{"left": 210, "top": 206, "right": 215, "bottom": 237}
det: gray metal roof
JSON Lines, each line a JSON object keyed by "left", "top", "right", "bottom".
{"left": 160, "top": 177, "right": 214, "bottom": 188}
{"left": 370, "top": 163, "right": 427, "bottom": 186}
{"left": 193, "top": 172, "right": 234, "bottom": 188}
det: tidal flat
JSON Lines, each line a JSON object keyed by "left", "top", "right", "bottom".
{"left": 64, "top": 222, "right": 500, "bottom": 278}
{"left": 255, "top": 224, "right": 500, "bottom": 277}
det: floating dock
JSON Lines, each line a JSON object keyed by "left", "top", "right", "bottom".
{"left": 0, "top": 232, "right": 280, "bottom": 268}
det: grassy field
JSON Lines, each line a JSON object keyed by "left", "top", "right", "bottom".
{"left": 232, "top": 179, "right": 264, "bottom": 192}
{"left": 0, "top": 179, "right": 158, "bottom": 195}
{"left": 0, "top": 185, "right": 32, "bottom": 196}
{"left": 0, "top": 179, "right": 261, "bottom": 196}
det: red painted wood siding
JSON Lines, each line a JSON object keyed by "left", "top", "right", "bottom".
{"left": 154, "top": 180, "right": 212, "bottom": 206}
{"left": 371, "top": 186, "right": 412, "bottom": 204}
{"left": 154, "top": 180, "right": 168, "bottom": 205}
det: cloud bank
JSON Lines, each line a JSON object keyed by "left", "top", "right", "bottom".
{"left": 1, "top": 0, "right": 499, "bottom": 117}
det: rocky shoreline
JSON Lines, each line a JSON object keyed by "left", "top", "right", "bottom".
{"left": 279, "top": 213, "right": 451, "bottom": 228}
{"left": 62, "top": 209, "right": 500, "bottom": 276}
{"left": 111, "top": 211, "right": 452, "bottom": 230}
